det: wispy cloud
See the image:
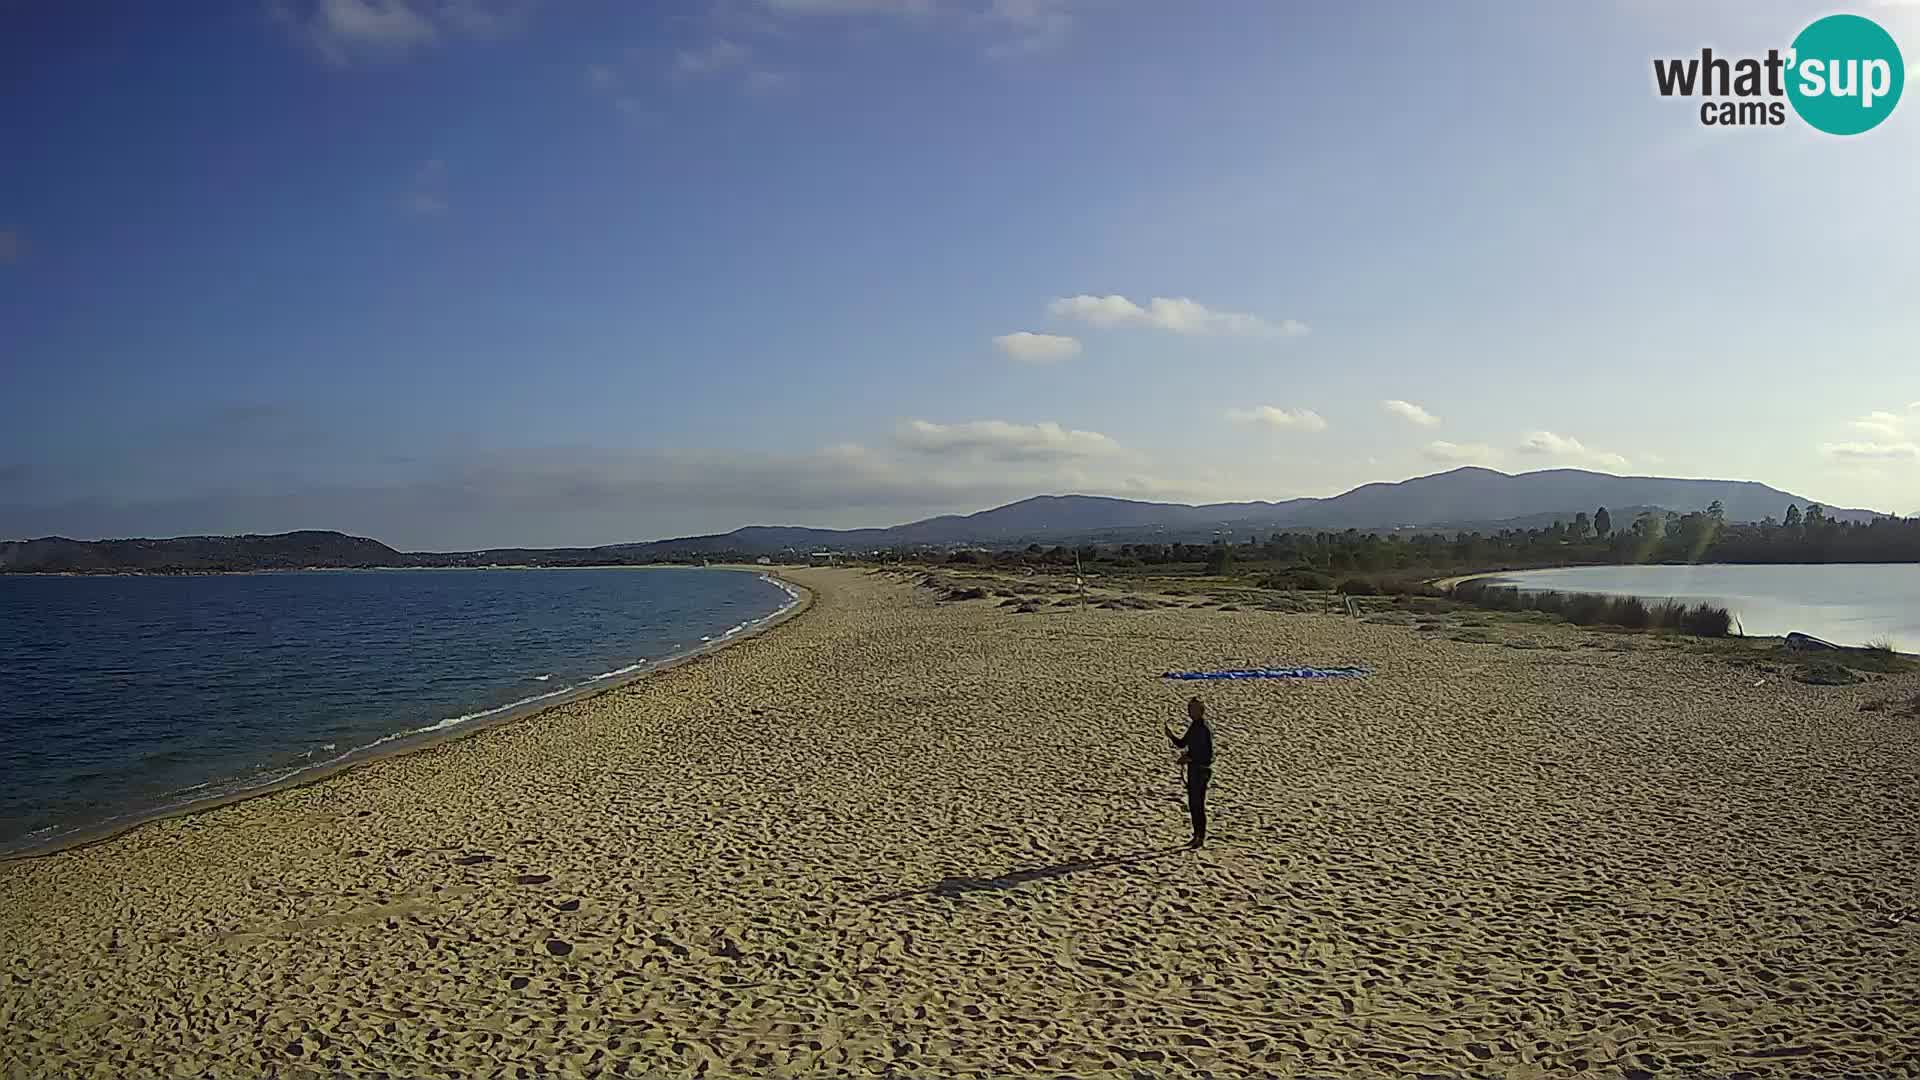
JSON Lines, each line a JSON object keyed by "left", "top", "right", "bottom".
{"left": 435, "top": 0, "right": 535, "bottom": 37}
{"left": 665, "top": 38, "right": 786, "bottom": 93}
{"left": 274, "top": 0, "right": 532, "bottom": 64}
{"left": 1423, "top": 440, "right": 1495, "bottom": 464}
{"left": 896, "top": 418, "right": 1120, "bottom": 460}
{"left": 0, "top": 229, "right": 20, "bottom": 265}
{"left": 760, "top": 0, "right": 933, "bottom": 14}
{"left": 751, "top": 0, "right": 1070, "bottom": 62}
{"left": 985, "top": 0, "right": 1071, "bottom": 58}
{"left": 1515, "top": 430, "right": 1629, "bottom": 471}
{"left": 403, "top": 158, "right": 449, "bottom": 215}
{"left": 1382, "top": 399, "right": 1439, "bottom": 427}
{"left": 1226, "top": 406, "right": 1328, "bottom": 432}
{"left": 674, "top": 38, "right": 751, "bottom": 76}
{"left": 993, "top": 331, "right": 1081, "bottom": 363}
{"left": 1849, "top": 410, "right": 1909, "bottom": 439}
{"left": 1048, "top": 294, "right": 1308, "bottom": 338}
{"left": 743, "top": 69, "right": 789, "bottom": 93}
{"left": 1821, "top": 441, "right": 1919, "bottom": 462}
{"left": 1848, "top": 404, "right": 1919, "bottom": 440}
{"left": 2, "top": 419, "right": 1250, "bottom": 549}
{"left": 1822, "top": 404, "right": 1920, "bottom": 464}
{"left": 582, "top": 59, "right": 657, "bottom": 120}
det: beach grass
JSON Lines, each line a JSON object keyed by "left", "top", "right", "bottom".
{"left": 1448, "top": 580, "right": 1734, "bottom": 637}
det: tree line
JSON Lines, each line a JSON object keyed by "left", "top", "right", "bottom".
{"left": 934, "top": 501, "right": 1919, "bottom": 577}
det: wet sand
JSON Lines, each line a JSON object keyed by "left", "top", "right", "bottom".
{"left": 2, "top": 567, "right": 1916, "bottom": 1078}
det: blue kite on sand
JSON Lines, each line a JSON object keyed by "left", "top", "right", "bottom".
{"left": 1162, "top": 666, "right": 1373, "bottom": 681}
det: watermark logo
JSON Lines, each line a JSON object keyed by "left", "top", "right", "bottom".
{"left": 1653, "top": 13, "right": 1905, "bottom": 134}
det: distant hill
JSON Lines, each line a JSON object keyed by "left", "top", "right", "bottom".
{"left": 1252, "top": 467, "right": 1873, "bottom": 530}
{"left": 576, "top": 467, "right": 1879, "bottom": 557}
{"left": 0, "top": 531, "right": 405, "bottom": 574}
{"left": 0, "top": 468, "right": 1883, "bottom": 571}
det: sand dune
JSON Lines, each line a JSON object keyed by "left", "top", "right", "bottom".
{"left": 3, "top": 567, "right": 1916, "bottom": 1078}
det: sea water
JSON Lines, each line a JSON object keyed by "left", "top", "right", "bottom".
{"left": 0, "top": 567, "right": 798, "bottom": 853}
{"left": 1485, "top": 563, "right": 1920, "bottom": 650}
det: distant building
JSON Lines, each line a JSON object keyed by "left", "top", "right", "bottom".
{"left": 808, "top": 551, "right": 840, "bottom": 566}
{"left": 755, "top": 556, "right": 772, "bottom": 565}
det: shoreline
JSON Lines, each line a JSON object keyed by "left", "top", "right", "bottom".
{"left": 1434, "top": 566, "right": 1918, "bottom": 652}
{"left": 5, "top": 567, "right": 1916, "bottom": 1077}
{"left": 0, "top": 567, "right": 812, "bottom": 863}
{"left": 0, "top": 563, "right": 753, "bottom": 578}
{"left": 1426, "top": 571, "right": 1497, "bottom": 590}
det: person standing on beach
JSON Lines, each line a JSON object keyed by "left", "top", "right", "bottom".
{"left": 1166, "top": 697, "right": 1214, "bottom": 849}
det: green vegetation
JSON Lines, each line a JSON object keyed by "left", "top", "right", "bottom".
{"left": 1821, "top": 643, "right": 1913, "bottom": 675}
{"left": 1449, "top": 580, "right": 1733, "bottom": 637}
{"left": 908, "top": 500, "right": 1917, "bottom": 582}
{"left": 893, "top": 506, "right": 1920, "bottom": 652}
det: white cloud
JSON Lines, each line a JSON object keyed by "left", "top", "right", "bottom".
{"left": 1047, "top": 294, "right": 1145, "bottom": 327}
{"left": 6, "top": 409, "right": 1302, "bottom": 548}
{"left": 1048, "top": 294, "right": 1307, "bottom": 338}
{"left": 584, "top": 60, "right": 658, "bottom": 119}
{"left": 1849, "top": 410, "right": 1909, "bottom": 439}
{"left": 985, "top": 0, "right": 1071, "bottom": 58}
{"left": 1821, "top": 441, "right": 1919, "bottom": 462}
{"left": 666, "top": 39, "right": 785, "bottom": 92}
{"left": 675, "top": 39, "right": 751, "bottom": 75}
{"left": 896, "top": 419, "right": 1120, "bottom": 461}
{"left": 1847, "top": 404, "right": 1920, "bottom": 440}
{"left": 435, "top": 0, "right": 533, "bottom": 37}
{"left": 992, "top": 331, "right": 1082, "bottom": 363}
{"left": 292, "top": 0, "right": 435, "bottom": 59}
{"left": 754, "top": 0, "right": 1067, "bottom": 59}
{"left": 275, "top": 0, "right": 529, "bottom": 63}
{"left": 1226, "top": 406, "right": 1328, "bottom": 432}
{"left": 1382, "top": 399, "right": 1439, "bottom": 427}
{"left": 761, "top": 0, "right": 932, "bottom": 13}
{"left": 1422, "top": 440, "right": 1496, "bottom": 463}
{"left": 1515, "top": 430, "right": 1629, "bottom": 471}
{"left": 1823, "top": 405, "right": 1920, "bottom": 464}
{"left": 403, "top": 158, "right": 448, "bottom": 215}
{"left": 743, "top": 69, "right": 788, "bottom": 92}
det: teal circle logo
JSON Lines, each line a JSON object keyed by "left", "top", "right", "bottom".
{"left": 1787, "top": 14, "right": 1905, "bottom": 135}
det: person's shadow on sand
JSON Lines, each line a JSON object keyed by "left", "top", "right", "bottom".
{"left": 867, "top": 846, "right": 1186, "bottom": 904}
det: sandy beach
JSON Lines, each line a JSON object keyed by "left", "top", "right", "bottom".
{"left": 3, "top": 567, "right": 1916, "bottom": 1078}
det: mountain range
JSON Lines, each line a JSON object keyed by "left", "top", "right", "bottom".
{"left": 0, "top": 467, "right": 1884, "bottom": 572}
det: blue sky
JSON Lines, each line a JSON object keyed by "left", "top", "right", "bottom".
{"left": 3, "top": 0, "right": 1917, "bottom": 548}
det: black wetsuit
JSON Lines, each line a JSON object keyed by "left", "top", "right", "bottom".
{"left": 1169, "top": 718, "right": 1214, "bottom": 845}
